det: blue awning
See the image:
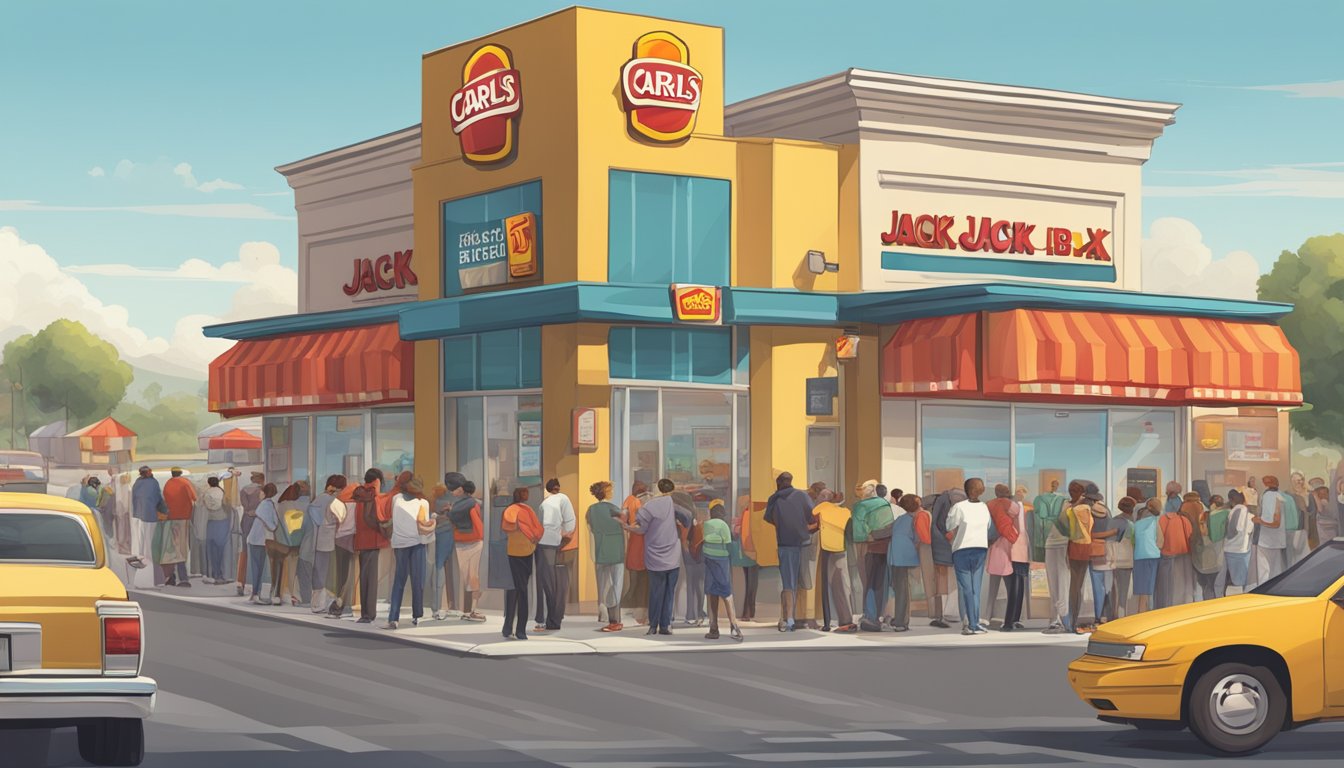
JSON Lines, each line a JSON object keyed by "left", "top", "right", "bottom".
{"left": 204, "top": 280, "right": 1293, "bottom": 342}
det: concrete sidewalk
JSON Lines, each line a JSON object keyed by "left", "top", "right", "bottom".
{"left": 132, "top": 582, "right": 1087, "bottom": 658}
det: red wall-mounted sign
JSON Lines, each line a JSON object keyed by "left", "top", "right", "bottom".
{"left": 343, "top": 250, "right": 418, "bottom": 297}
{"left": 621, "top": 31, "right": 702, "bottom": 143}
{"left": 450, "top": 44, "right": 521, "bottom": 164}
{"left": 880, "top": 210, "right": 1111, "bottom": 262}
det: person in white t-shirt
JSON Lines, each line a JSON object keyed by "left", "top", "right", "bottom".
{"left": 384, "top": 474, "right": 435, "bottom": 630}
{"left": 1253, "top": 475, "right": 1287, "bottom": 583}
{"left": 1224, "top": 489, "right": 1254, "bottom": 594}
{"left": 945, "top": 478, "right": 992, "bottom": 636}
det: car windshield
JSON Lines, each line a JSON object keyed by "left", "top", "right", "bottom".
{"left": 0, "top": 511, "right": 95, "bottom": 564}
{"left": 1251, "top": 539, "right": 1344, "bottom": 598}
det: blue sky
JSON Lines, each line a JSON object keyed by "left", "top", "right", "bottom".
{"left": 1, "top": 0, "right": 1341, "bottom": 372}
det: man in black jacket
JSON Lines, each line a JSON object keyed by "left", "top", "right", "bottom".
{"left": 763, "top": 472, "right": 817, "bottom": 632}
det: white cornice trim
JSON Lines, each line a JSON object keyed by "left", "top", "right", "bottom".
{"left": 276, "top": 125, "right": 421, "bottom": 177}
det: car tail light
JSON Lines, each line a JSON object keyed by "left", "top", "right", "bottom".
{"left": 97, "top": 601, "right": 143, "bottom": 676}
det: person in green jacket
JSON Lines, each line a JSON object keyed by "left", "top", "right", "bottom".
{"left": 587, "top": 481, "right": 627, "bottom": 633}
{"left": 700, "top": 499, "right": 742, "bottom": 641}
{"left": 851, "top": 480, "right": 894, "bottom": 632}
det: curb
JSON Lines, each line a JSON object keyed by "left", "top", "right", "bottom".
{"left": 133, "top": 588, "right": 1087, "bottom": 658}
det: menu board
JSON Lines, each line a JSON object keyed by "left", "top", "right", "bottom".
{"left": 1126, "top": 467, "right": 1160, "bottom": 504}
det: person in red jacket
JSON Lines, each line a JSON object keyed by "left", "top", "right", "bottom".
{"left": 986, "top": 485, "right": 1025, "bottom": 631}
{"left": 352, "top": 468, "right": 389, "bottom": 623}
{"left": 160, "top": 467, "right": 197, "bottom": 587}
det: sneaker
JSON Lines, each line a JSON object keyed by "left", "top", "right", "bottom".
{"left": 777, "top": 620, "right": 789, "bottom": 632}
{"left": 859, "top": 620, "right": 884, "bottom": 633}
{"left": 236, "top": 585, "right": 244, "bottom": 596}
{"left": 892, "top": 625, "right": 910, "bottom": 633}
{"left": 835, "top": 624, "right": 859, "bottom": 634}
{"left": 600, "top": 623, "right": 624, "bottom": 633}
{"left": 1000, "top": 625, "right": 1014, "bottom": 633}
{"left": 930, "top": 619, "right": 951, "bottom": 629}
{"left": 961, "top": 627, "right": 976, "bottom": 636}
{"left": 433, "top": 612, "right": 448, "bottom": 621}
{"left": 978, "top": 619, "right": 990, "bottom": 629}
{"left": 270, "top": 597, "right": 282, "bottom": 605}
{"left": 1013, "top": 622, "right": 1026, "bottom": 630}
{"left": 1042, "top": 625, "right": 1070, "bottom": 635}
{"left": 465, "top": 612, "right": 487, "bottom": 622}
{"left": 820, "top": 625, "right": 832, "bottom": 632}
{"left": 704, "top": 629, "right": 720, "bottom": 640}
{"left": 382, "top": 622, "right": 398, "bottom": 630}
{"left": 175, "top": 582, "right": 192, "bottom": 588}
{"left": 355, "top": 617, "right": 372, "bottom": 624}
{"left": 247, "top": 595, "right": 260, "bottom": 604}
{"left": 973, "top": 628, "right": 990, "bottom": 635}
{"left": 658, "top": 628, "right": 673, "bottom": 636}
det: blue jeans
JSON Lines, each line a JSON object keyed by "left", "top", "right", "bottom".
{"left": 389, "top": 544, "right": 426, "bottom": 624}
{"left": 248, "top": 543, "right": 268, "bottom": 597}
{"left": 648, "top": 567, "right": 680, "bottom": 632}
{"left": 1090, "top": 566, "right": 1114, "bottom": 623}
{"left": 206, "top": 520, "right": 230, "bottom": 581}
{"left": 952, "top": 547, "right": 987, "bottom": 630}
{"left": 777, "top": 545, "right": 803, "bottom": 592}
{"left": 428, "top": 535, "right": 455, "bottom": 613}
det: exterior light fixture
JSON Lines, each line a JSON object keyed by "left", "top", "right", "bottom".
{"left": 806, "top": 250, "right": 838, "bottom": 274}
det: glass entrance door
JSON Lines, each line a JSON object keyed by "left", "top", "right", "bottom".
{"left": 612, "top": 387, "right": 744, "bottom": 513}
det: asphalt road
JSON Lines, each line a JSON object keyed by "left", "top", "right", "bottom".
{"left": 10, "top": 593, "right": 1344, "bottom": 767}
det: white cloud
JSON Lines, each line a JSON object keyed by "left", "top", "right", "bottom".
{"left": 87, "top": 166, "right": 105, "bottom": 177}
{"left": 0, "top": 228, "right": 296, "bottom": 381}
{"left": 0, "top": 199, "right": 291, "bottom": 220}
{"left": 1245, "top": 80, "right": 1344, "bottom": 99}
{"left": 173, "top": 161, "right": 243, "bottom": 193}
{"left": 1144, "top": 162, "right": 1344, "bottom": 199}
{"left": 1141, "top": 217, "right": 1262, "bottom": 301}
{"left": 252, "top": 191, "right": 291, "bottom": 197}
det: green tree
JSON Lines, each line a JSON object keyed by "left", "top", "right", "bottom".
{"left": 114, "top": 393, "right": 211, "bottom": 455}
{"left": 142, "top": 382, "right": 164, "bottom": 406}
{"left": 1257, "top": 233, "right": 1344, "bottom": 443}
{"left": 1, "top": 321, "right": 132, "bottom": 430}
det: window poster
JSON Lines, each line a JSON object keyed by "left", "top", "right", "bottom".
{"left": 518, "top": 419, "right": 541, "bottom": 477}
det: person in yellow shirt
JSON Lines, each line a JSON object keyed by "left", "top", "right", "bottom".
{"left": 813, "top": 489, "right": 857, "bottom": 633}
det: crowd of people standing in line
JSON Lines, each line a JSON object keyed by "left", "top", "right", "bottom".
{"left": 80, "top": 461, "right": 1342, "bottom": 641}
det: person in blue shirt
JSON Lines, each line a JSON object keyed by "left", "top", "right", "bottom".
{"left": 129, "top": 466, "right": 164, "bottom": 585}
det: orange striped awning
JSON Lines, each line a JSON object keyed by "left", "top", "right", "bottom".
{"left": 980, "top": 310, "right": 1300, "bottom": 406}
{"left": 881, "top": 313, "right": 980, "bottom": 396}
{"left": 208, "top": 323, "right": 414, "bottom": 417}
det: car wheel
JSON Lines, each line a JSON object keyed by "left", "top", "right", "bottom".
{"left": 76, "top": 718, "right": 145, "bottom": 767}
{"left": 1188, "top": 663, "right": 1286, "bottom": 755}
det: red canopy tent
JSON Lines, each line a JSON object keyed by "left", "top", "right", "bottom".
{"left": 207, "top": 428, "right": 262, "bottom": 451}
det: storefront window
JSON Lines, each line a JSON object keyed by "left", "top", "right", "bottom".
{"left": 444, "top": 394, "right": 542, "bottom": 593}
{"left": 1111, "top": 409, "right": 1177, "bottom": 503}
{"left": 735, "top": 392, "right": 750, "bottom": 509}
{"left": 1014, "top": 408, "right": 1107, "bottom": 502}
{"left": 920, "top": 404, "right": 1010, "bottom": 494}
{"left": 263, "top": 416, "right": 309, "bottom": 488}
{"left": 442, "top": 181, "right": 542, "bottom": 296}
{"left": 443, "top": 328, "right": 541, "bottom": 392}
{"left": 371, "top": 409, "right": 414, "bottom": 478}
{"left": 315, "top": 414, "right": 365, "bottom": 484}
{"left": 608, "top": 326, "right": 733, "bottom": 385}
{"left": 613, "top": 387, "right": 740, "bottom": 513}
{"left": 608, "top": 170, "right": 730, "bottom": 286}
{"left": 1191, "top": 411, "right": 1287, "bottom": 504}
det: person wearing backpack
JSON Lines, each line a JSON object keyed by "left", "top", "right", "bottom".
{"left": 1063, "top": 481, "right": 1096, "bottom": 634}
{"left": 448, "top": 478, "right": 487, "bottom": 622}
{"left": 929, "top": 487, "right": 965, "bottom": 628}
{"left": 1155, "top": 492, "right": 1196, "bottom": 608}
{"left": 352, "top": 468, "right": 390, "bottom": 623}
{"left": 984, "top": 484, "right": 1019, "bottom": 631}
{"left": 1192, "top": 494, "right": 1229, "bottom": 600}
{"left": 1037, "top": 480, "right": 1071, "bottom": 634}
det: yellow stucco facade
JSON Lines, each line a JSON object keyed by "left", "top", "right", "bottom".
{"left": 409, "top": 7, "right": 867, "bottom": 604}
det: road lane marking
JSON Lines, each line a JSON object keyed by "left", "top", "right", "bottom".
{"left": 762, "top": 732, "right": 907, "bottom": 744}
{"left": 731, "top": 750, "right": 925, "bottom": 762}
{"left": 151, "top": 691, "right": 388, "bottom": 753}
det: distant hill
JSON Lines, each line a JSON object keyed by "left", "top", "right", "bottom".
{"left": 126, "top": 364, "right": 207, "bottom": 407}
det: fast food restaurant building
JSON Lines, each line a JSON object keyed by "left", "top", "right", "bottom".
{"left": 206, "top": 7, "right": 1303, "bottom": 606}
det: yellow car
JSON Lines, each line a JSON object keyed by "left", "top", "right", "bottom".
{"left": 0, "top": 492, "right": 155, "bottom": 766}
{"left": 1068, "top": 537, "right": 1344, "bottom": 754}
